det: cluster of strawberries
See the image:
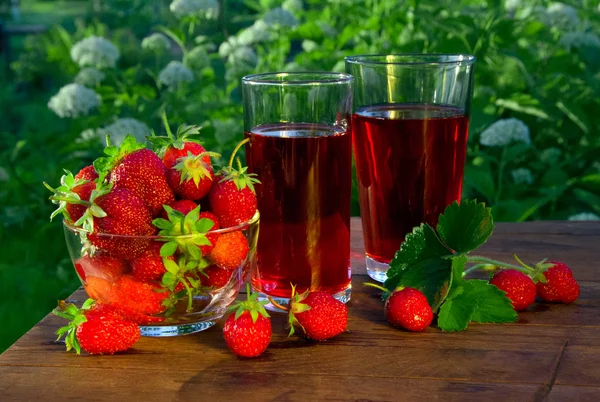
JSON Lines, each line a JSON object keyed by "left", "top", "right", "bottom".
{"left": 377, "top": 260, "right": 581, "bottom": 333}
{"left": 47, "top": 115, "right": 260, "bottom": 354}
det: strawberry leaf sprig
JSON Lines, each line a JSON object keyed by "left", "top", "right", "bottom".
{"left": 160, "top": 256, "right": 207, "bottom": 313}
{"left": 52, "top": 299, "right": 95, "bottom": 355}
{"left": 383, "top": 200, "right": 518, "bottom": 332}
{"left": 147, "top": 111, "right": 213, "bottom": 158}
{"left": 153, "top": 205, "right": 214, "bottom": 259}
{"left": 43, "top": 170, "right": 91, "bottom": 222}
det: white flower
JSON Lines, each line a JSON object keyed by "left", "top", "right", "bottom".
{"left": 237, "top": 20, "right": 273, "bottom": 46}
{"left": 228, "top": 46, "right": 258, "bottom": 68}
{"left": 480, "top": 118, "right": 531, "bottom": 147}
{"left": 170, "top": 0, "right": 219, "bottom": 19}
{"left": 541, "top": 3, "right": 580, "bottom": 30}
{"left": 77, "top": 128, "right": 99, "bottom": 144}
{"left": 141, "top": 33, "right": 170, "bottom": 52}
{"left": 511, "top": 168, "right": 534, "bottom": 185}
{"left": 158, "top": 61, "right": 194, "bottom": 88}
{"left": 283, "top": 62, "right": 303, "bottom": 72}
{"left": 332, "top": 60, "right": 346, "bottom": 73}
{"left": 560, "top": 31, "right": 600, "bottom": 50}
{"left": 282, "top": 0, "right": 303, "bottom": 13}
{"left": 540, "top": 147, "right": 562, "bottom": 164}
{"left": 218, "top": 36, "right": 239, "bottom": 58}
{"left": 263, "top": 7, "right": 298, "bottom": 28}
{"left": 504, "top": 0, "right": 521, "bottom": 12}
{"left": 97, "top": 118, "right": 151, "bottom": 146}
{"left": 317, "top": 21, "right": 336, "bottom": 37}
{"left": 74, "top": 67, "right": 105, "bottom": 87}
{"left": 48, "top": 83, "right": 101, "bottom": 118}
{"left": 213, "top": 119, "right": 239, "bottom": 145}
{"left": 186, "top": 46, "right": 210, "bottom": 70}
{"left": 302, "top": 40, "right": 318, "bottom": 52}
{"left": 568, "top": 212, "right": 600, "bottom": 221}
{"left": 71, "top": 36, "right": 120, "bottom": 69}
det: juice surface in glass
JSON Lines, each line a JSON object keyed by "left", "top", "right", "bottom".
{"left": 246, "top": 122, "right": 352, "bottom": 298}
{"left": 352, "top": 103, "right": 469, "bottom": 263}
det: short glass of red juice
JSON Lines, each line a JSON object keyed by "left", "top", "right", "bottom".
{"left": 345, "top": 54, "right": 476, "bottom": 282}
{"left": 242, "top": 72, "right": 354, "bottom": 309}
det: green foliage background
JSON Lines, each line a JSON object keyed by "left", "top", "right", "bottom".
{"left": 0, "top": 0, "right": 598, "bottom": 351}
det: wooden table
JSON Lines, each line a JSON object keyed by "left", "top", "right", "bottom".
{"left": 1, "top": 219, "right": 599, "bottom": 401}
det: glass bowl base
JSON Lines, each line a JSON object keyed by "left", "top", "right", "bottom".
{"left": 255, "top": 286, "right": 351, "bottom": 313}
{"left": 140, "top": 320, "right": 217, "bottom": 337}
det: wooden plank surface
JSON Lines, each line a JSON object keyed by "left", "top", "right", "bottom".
{"left": 1, "top": 219, "right": 599, "bottom": 401}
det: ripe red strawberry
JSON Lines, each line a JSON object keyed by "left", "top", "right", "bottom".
{"left": 74, "top": 165, "right": 99, "bottom": 181}
{"left": 209, "top": 139, "right": 259, "bottom": 228}
{"left": 45, "top": 170, "right": 97, "bottom": 224}
{"left": 536, "top": 261, "right": 580, "bottom": 304}
{"left": 148, "top": 113, "right": 211, "bottom": 168}
{"left": 75, "top": 253, "right": 128, "bottom": 282}
{"left": 94, "top": 136, "right": 174, "bottom": 216}
{"left": 209, "top": 231, "right": 249, "bottom": 270}
{"left": 223, "top": 284, "right": 271, "bottom": 357}
{"left": 202, "top": 265, "right": 232, "bottom": 289}
{"left": 77, "top": 183, "right": 156, "bottom": 259}
{"left": 490, "top": 269, "right": 536, "bottom": 311}
{"left": 113, "top": 275, "right": 169, "bottom": 315}
{"left": 385, "top": 287, "right": 433, "bottom": 332}
{"left": 288, "top": 288, "right": 347, "bottom": 340}
{"left": 84, "top": 276, "right": 115, "bottom": 303}
{"left": 160, "top": 199, "right": 198, "bottom": 220}
{"left": 53, "top": 299, "right": 140, "bottom": 355}
{"left": 132, "top": 241, "right": 175, "bottom": 282}
{"left": 166, "top": 151, "right": 219, "bottom": 200}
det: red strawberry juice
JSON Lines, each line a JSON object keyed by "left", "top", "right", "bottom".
{"left": 246, "top": 123, "right": 352, "bottom": 299}
{"left": 352, "top": 104, "right": 469, "bottom": 264}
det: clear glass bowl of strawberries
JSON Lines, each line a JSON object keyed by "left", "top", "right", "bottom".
{"left": 47, "top": 116, "right": 260, "bottom": 336}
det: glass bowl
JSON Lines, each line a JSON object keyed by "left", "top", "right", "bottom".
{"left": 62, "top": 211, "right": 259, "bottom": 337}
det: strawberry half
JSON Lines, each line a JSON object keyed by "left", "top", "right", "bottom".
{"left": 94, "top": 135, "right": 174, "bottom": 217}
{"left": 287, "top": 286, "right": 348, "bottom": 341}
{"left": 209, "top": 139, "right": 259, "bottom": 228}
{"left": 223, "top": 284, "right": 271, "bottom": 357}
{"left": 53, "top": 299, "right": 140, "bottom": 355}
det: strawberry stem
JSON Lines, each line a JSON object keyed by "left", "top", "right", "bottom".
{"left": 466, "top": 256, "right": 532, "bottom": 274}
{"left": 161, "top": 111, "right": 174, "bottom": 140}
{"left": 267, "top": 296, "right": 289, "bottom": 312}
{"left": 228, "top": 138, "right": 249, "bottom": 168}
{"left": 181, "top": 278, "right": 194, "bottom": 312}
{"left": 363, "top": 282, "right": 388, "bottom": 292}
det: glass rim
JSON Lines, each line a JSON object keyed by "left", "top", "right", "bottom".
{"left": 242, "top": 72, "right": 353, "bottom": 86}
{"left": 63, "top": 210, "right": 260, "bottom": 240}
{"left": 345, "top": 54, "right": 476, "bottom": 66}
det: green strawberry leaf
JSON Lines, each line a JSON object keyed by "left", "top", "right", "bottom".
{"left": 396, "top": 258, "right": 453, "bottom": 312}
{"left": 195, "top": 217, "right": 215, "bottom": 233}
{"left": 437, "top": 284, "right": 475, "bottom": 332}
{"left": 153, "top": 218, "right": 172, "bottom": 230}
{"left": 437, "top": 200, "right": 495, "bottom": 254}
{"left": 384, "top": 224, "right": 452, "bottom": 293}
{"left": 187, "top": 243, "right": 202, "bottom": 260}
{"left": 467, "top": 280, "right": 518, "bottom": 323}
{"left": 160, "top": 241, "right": 177, "bottom": 257}
{"left": 163, "top": 259, "right": 180, "bottom": 275}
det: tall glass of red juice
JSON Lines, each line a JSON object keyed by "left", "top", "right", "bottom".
{"left": 242, "top": 72, "right": 353, "bottom": 309}
{"left": 345, "top": 55, "right": 476, "bottom": 282}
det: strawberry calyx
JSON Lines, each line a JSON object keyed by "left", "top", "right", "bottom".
{"left": 152, "top": 205, "right": 215, "bottom": 260}
{"left": 228, "top": 283, "right": 270, "bottom": 324}
{"left": 93, "top": 134, "right": 146, "bottom": 178}
{"left": 52, "top": 298, "right": 95, "bottom": 355}
{"left": 72, "top": 179, "right": 114, "bottom": 232}
{"left": 147, "top": 111, "right": 206, "bottom": 158}
{"left": 465, "top": 254, "right": 554, "bottom": 284}
{"left": 160, "top": 256, "right": 206, "bottom": 313}
{"left": 216, "top": 138, "right": 260, "bottom": 193}
{"left": 286, "top": 284, "right": 312, "bottom": 336}
{"left": 173, "top": 151, "right": 221, "bottom": 186}
{"left": 44, "top": 170, "right": 92, "bottom": 221}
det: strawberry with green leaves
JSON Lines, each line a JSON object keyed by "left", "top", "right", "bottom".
{"left": 94, "top": 135, "right": 174, "bottom": 217}
{"left": 167, "top": 150, "right": 221, "bottom": 201}
{"left": 44, "top": 169, "right": 97, "bottom": 224}
{"left": 160, "top": 199, "right": 198, "bottom": 220}
{"left": 74, "top": 165, "right": 99, "bottom": 182}
{"left": 53, "top": 299, "right": 140, "bottom": 355}
{"left": 209, "top": 139, "right": 259, "bottom": 228}
{"left": 223, "top": 284, "right": 271, "bottom": 357}
{"left": 153, "top": 204, "right": 217, "bottom": 260}
{"left": 285, "top": 286, "right": 348, "bottom": 341}
{"left": 536, "top": 261, "right": 580, "bottom": 304}
{"left": 385, "top": 287, "right": 433, "bottom": 331}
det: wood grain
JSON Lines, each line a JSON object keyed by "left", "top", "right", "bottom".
{"left": 0, "top": 221, "right": 599, "bottom": 401}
